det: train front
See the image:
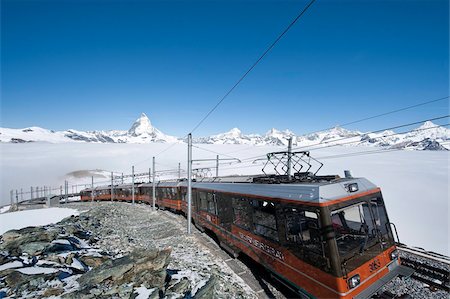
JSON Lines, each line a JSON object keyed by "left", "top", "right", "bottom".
{"left": 320, "top": 178, "right": 413, "bottom": 298}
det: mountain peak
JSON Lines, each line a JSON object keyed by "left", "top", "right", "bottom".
{"left": 419, "top": 121, "right": 437, "bottom": 129}
{"left": 128, "top": 113, "right": 154, "bottom": 136}
{"left": 227, "top": 127, "right": 241, "bottom": 135}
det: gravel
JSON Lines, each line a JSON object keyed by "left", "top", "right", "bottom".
{"left": 63, "top": 201, "right": 449, "bottom": 299}
{"left": 64, "top": 201, "right": 257, "bottom": 298}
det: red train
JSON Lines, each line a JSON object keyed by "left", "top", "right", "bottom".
{"left": 80, "top": 172, "right": 412, "bottom": 298}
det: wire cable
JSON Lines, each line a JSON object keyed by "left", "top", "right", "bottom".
{"left": 189, "top": 0, "right": 316, "bottom": 134}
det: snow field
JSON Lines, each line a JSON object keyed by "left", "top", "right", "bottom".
{"left": 0, "top": 207, "right": 79, "bottom": 235}
{"left": 0, "top": 142, "right": 448, "bottom": 255}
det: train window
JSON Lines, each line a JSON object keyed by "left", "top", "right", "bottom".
{"left": 370, "top": 197, "right": 393, "bottom": 241}
{"left": 199, "top": 192, "right": 208, "bottom": 210}
{"left": 208, "top": 200, "right": 216, "bottom": 215}
{"left": 207, "top": 193, "right": 216, "bottom": 215}
{"left": 331, "top": 203, "right": 378, "bottom": 257}
{"left": 252, "top": 200, "right": 279, "bottom": 241}
{"left": 284, "top": 208, "right": 322, "bottom": 254}
{"left": 232, "top": 197, "right": 252, "bottom": 230}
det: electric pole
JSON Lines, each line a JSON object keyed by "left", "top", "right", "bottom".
{"left": 152, "top": 157, "right": 156, "bottom": 211}
{"left": 111, "top": 172, "right": 114, "bottom": 201}
{"left": 288, "top": 137, "right": 292, "bottom": 181}
{"left": 132, "top": 166, "right": 135, "bottom": 204}
{"left": 187, "top": 133, "right": 192, "bottom": 234}
{"left": 91, "top": 176, "right": 94, "bottom": 202}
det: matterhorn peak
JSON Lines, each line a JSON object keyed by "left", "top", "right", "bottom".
{"left": 128, "top": 113, "right": 154, "bottom": 136}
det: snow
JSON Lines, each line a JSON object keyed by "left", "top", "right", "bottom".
{"left": 52, "top": 239, "right": 71, "bottom": 245}
{"left": 0, "top": 205, "right": 10, "bottom": 213}
{"left": 70, "top": 258, "right": 85, "bottom": 271}
{"left": 16, "top": 266, "right": 59, "bottom": 274}
{"left": 134, "top": 286, "right": 156, "bottom": 299}
{"left": 0, "top": 260, "right": 23, "bottom": 271}
{"left": 2, "top": 115, "right": 448, "bottom": 149}
{"left": 0, "top": 142, "right": 448, "bottom": 256}
{"left": 0, "top": 208, "right": 79, "bottom": 235}
{"left": 0, "top": 113, "right": 179, "bottom": 144}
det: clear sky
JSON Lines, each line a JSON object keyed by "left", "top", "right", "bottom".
{"left": 1, "top": 0, "right": 448, "bottom": 137}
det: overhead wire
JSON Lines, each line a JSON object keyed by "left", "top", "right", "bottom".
{"left": 128, "top": 0, "right": 317, "bottom": 166}
{"left": 320, "top": 95, "right": 449, "bottom": 131}
{"left": 291, "top": 115, "right": 450, "bottom": 152}
{"left": 219, "top": 117, "right": 450, "bottom": 166}
{"left": 189, "top": 0, "right": 316, "bottom": 134}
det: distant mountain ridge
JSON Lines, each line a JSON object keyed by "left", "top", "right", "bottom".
{"left": 0, "top": 113, "right": 178, "bottom": 144}
{"left": 1, "top": 114, "right": 449, "bottom": 150}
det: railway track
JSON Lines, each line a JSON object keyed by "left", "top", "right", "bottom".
{"left": 400, "top": 257, "right": 450, "bottom": 292}
{"left": 396, "top": 244, "right": 450, "bottom": 293}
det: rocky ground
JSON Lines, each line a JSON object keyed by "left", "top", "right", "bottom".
{"left": 0, "top": 201, "right": 448, "bottom": 299}
{"left": 0, "top": 202, "right": 257, "bottom": 298}
{"left": 379, "top": 250, "right": 450, "bottom": 299}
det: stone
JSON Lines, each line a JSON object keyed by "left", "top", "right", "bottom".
{"left": 79, "top": 255, "right": 109, "bottom": 268}
{"left": 0, "top": 253, "right": 12, "bottom": 266}
{"left": 43, "top": 287, "right": 64, "bottom": 297}
{"left": 0, "top": 227, "right": 58, "bottom": 256}
{"left": 193, "top": 275, "right": 217, "bottom": 299}
{"left": 77, "top": 247, "right": 172, "bottom": 290}
{"left": 4, "top": 271, "right": 28, "bottom": 289}
{"left": 167, "top": 277, "right": 190, "bottom": 295}
{"left": 65, "top": 253, "right": 75, "bottom": 265}
{"left": 19, "top": 241, "right": 49, "bottom": 256}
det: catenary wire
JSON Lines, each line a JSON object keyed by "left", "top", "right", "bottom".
{"left": 189, "top": 0, "right": 316, "bottom": 134}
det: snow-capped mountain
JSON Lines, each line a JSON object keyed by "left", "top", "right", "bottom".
{"left": 1, "top": 115, "right": 448, "bottom": 150}
{"left": 194, "top": 122, "right": 449, "bottom": 151}
{"left": 0, "top": 113, "right": 178, "bottom": 144}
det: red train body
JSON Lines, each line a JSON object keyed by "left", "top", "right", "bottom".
{"left": 80, "top": 174, "right": 411, "bottom": 298}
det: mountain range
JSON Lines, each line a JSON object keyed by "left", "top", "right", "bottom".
{"left": 1, "top": 113, "right": 449, "bottom": 151}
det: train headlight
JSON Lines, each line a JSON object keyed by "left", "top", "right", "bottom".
{"left": 345, "top": 183, "right": 359, "bottom": 193}
{"left": 390, "top": 249, "right": 399, "bottom": 260}
{"left": 347, "top": 274, "right": 360, "bottom": 289}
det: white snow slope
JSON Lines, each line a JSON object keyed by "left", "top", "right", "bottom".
{"left": 0, "top": 143, "right": 448, "bottom": 256}
{"left": 0, "top": 207, "right": 79, "bottom": 235}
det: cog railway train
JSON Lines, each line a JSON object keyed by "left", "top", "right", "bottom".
{"left": 80, "top": 166, "right": 411, "bottom": 298}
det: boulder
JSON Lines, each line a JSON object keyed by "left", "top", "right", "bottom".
{"left": 43, "top": 287, "right": 64, "bottom": 297}
{"left": 19, "top": 241, "right": 48, "bottom": 256}
{"left": 0, "top": 227, "right": 59, "bottom": 256}
{"left": 167, "top": 277, "right": 190, "bottom": 295}
{"left": 77, "top": 247, "right": 172, "bottom": 290}
{"left": 79, "top": 255, "right": 110, "bottom": 268}
{"left": 193, "top": 275, "right": 217, "bottom": 299}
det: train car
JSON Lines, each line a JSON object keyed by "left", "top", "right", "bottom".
{"left": 80, "top": 172, "right": 412, "bottom": 298}
{"left": 141, "top": 181, "right": 183, "bottom": 211}
{"left": 80, "top": 186, "right": 112, "bottom": 201}
{"left": 184, "top": 173, "right": 412, "bottom": 299}
{"left": 114, "top": 183, "right": 149, "bottom": 203}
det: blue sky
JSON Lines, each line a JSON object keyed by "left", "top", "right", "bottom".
{"left": 1, "top": 0, "right": 448, "bottom": 136}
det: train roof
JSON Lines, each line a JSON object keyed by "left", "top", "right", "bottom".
{"left": 82, "top": 183, "right": 142, "bottom": 192}
{"left": 146, "top": 174, "right": 379, "bottom": 205}
{"left": 189, "top": 177, "right": 378, "bottom": 205}
{"left": 83, "top": 174, "right": 380, "bottom": 206}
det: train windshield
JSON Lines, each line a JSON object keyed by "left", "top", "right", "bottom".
{"left": 331, "top": 196, "right": 393, "bottom": 263}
